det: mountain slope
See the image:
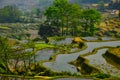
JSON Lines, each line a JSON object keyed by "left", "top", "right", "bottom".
{"left": 0, "top": 0, "right": 114, "bottom": 11}
{"left": 0, "top": 0, "right": 52, "bottom": 11}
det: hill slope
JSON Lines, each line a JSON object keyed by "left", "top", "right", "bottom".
{"left": 0, "top": 0, "right": 111, "bottom": 11}
{"left": 0, "top": 0, "right": 52, "bottom": 11}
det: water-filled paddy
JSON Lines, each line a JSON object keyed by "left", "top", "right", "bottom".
{"left": 85, "top": 48, "right": 120, "bottom": 76}
{"left": 43, "top": 40, "right": 120, "bottom": 76}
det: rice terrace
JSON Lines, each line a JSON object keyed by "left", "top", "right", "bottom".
{"left": 0, "top": 0, "right": 120, "bottom": 80}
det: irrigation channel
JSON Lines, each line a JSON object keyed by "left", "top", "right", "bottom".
{"left": 43, "top": 37, "right": 120, "bottom": 77}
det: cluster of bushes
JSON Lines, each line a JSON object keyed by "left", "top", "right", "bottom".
{"left": 93, "top": 73, "right": 110, "bottom": 79}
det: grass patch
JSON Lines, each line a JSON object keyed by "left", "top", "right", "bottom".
{"left": 108, "top": 48, "right": 120, "bottom": 57}
{"left": 8, "top": 39, "right": 19, "bottom": 46}
{"left": 48, "top": 36, "right": 66, "bottom": 41}
{"left": 35, "top": 43, "right": 55, "bottom": 50}
{"left": 0, "top": 26, "right": 10, "bottom": 29}
{"left": 93, "top": 73, "right": 110, "bottom": 79}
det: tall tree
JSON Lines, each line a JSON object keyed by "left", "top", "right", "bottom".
{"left": 0, "top": 36, "right": 12, "bottom": 73}
{"left": 80, "top": 9, "right": 101, "bottom": 36}
{"left": 44, "top": 0, "right": 81, "bottom": 36}
{"left": 68, "top": 4, "right": 81, "bottom": 36}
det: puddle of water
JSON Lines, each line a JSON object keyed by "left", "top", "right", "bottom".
{"left": 36, "top": 48, "right": 56, "bottom": 62}
{"left": 101, "top": 37, "right": 116, "bottom": 41}
{"left": 55, "top": 38, "right": 73, "bottom": 45}
{"left": 82, "top": 37, "right": 98, "bottom": 41}
{"left": 82, "top": 37, "right": 116, "bottom": 41}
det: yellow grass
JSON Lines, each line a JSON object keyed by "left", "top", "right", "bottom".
{"left": 109, "top": 48, "right": 120, "bottom": 57}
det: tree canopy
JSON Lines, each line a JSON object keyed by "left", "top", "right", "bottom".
{"left": 0, "top": 5, "right": 21, "bottom": 23}
{"left": 80, "top": 9, "right": 101, "bottom": 36}
{"left": 40, "top": 0, "right": 101, "bottom": 37}
{"left": 44, "top": 0, "right": 81, "bottom": 36}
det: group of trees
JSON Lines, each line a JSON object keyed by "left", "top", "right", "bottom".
{"left": 0, "top": 36, "right": 12, "bottom": 73}
{"left": 0, "top": 5, "right": 21, "bottom": 23}
{"left": 0, "top": 5, "right": 43, "bottom": 23}
{"left": 0, "top": 36, "right": 37, "bottom": 74}
{"left": 39, "top": 0, "right": 101, "bottom": 37}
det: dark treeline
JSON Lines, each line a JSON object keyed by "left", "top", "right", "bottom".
{"left": 0, "top": 5, "right": 43, "bottom": 23}
{"left": 0, "top": 5, "right": 21, "bottom": 23}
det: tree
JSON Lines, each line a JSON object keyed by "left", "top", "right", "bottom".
{"left": 31, "top": 8, "right": 42, "bottom": 18}
{"left": 0, "top": 5, "right": 21, "bottom": 22}
{"left": 67, "top": 4, "right": 81, "bottom": 36}
{"left": 44, "top": 0, "right": 81, "bottom": 36}
{"left": 0, "top": 36, "right": 12, "bottom": 73}
{"left": 80, "top": 9, "right": 101, "bottom": 36}
{"left": 12, "top": 46, "right": 33, "bottom": 73}
{"left": 44, "top": 6, "right": 61, "bottom": 28}
{"left": 11, "top": 42, "right": 36, "bottom": 74}
{"left": 38, "top": 24, "right": 60, "bottom": 37}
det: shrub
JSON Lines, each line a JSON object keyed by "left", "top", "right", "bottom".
{"left": 93, "top": 73, "right": 110, "bottom": 79}
{"left": 0, "top": 62, "right": 6, "bottom": 70}
{"left": 32, "top": 37, "right": 42, "bottom": 42}
{"left": 78, "top": 42, "right": 85, "bottom": 48}
{"left": 117, "top": 46, "right": 120, "bottom": 48}
{"left": 0, "top": 67, "right": 6, "bottom": 73}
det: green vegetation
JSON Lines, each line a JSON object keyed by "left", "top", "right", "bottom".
{"left": 39, "top": 0, "right": 101, "bottom": 37}
{"left": 35, "top": 43, "right": 55, "bottom": 50}
{"left": 80, "top": 9, "right": 101, "bottom": 36}
{"left": 0, "top": 36, "right": 12, "bottom": 73}
{"left": 0, "top": 26, "right": 10, "bottom": 29}
{"left": 0, "top": 36, "right": 81, "bottom": 78}
{"left": 93, "top": 73, "right": 110, "bottom": 79}
{"left": 0, "top": 36, "right": 43, "bottom": 75}
{"left": 0, "top": 5, "right": 21, "bottom": 23}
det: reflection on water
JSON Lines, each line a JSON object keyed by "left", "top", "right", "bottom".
{"left": 54, "top": 38, "right": 73, "bottom": 45}
{"left": 85, "top": 49, "right": 120, "bottom": 77}
{"left": 101, "top": 37, "right": 116, "bottom": 41}
{"left": 82, "top": 37, "right": 98, "bottom": 41}
{"left": 82, "top": 37, "right": 116, "bottom": 41}
{"left": 36, "top": 48, "right": 57, "bottom": 62}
